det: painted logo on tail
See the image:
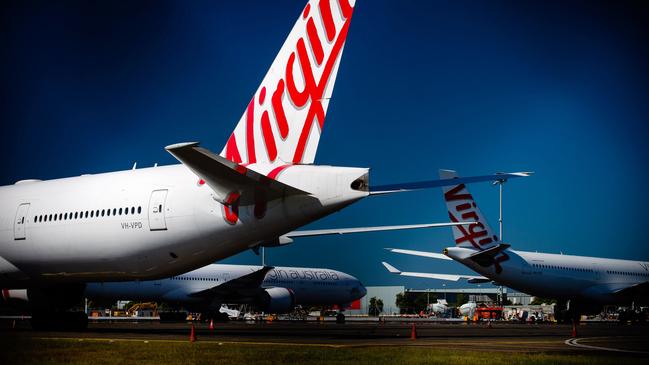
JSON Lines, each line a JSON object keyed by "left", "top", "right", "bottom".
{"left": 224, "top": 0, "right": 355, "bottom": 165}
{"left": 445, "top": 183, "right": 509, "bottom": 274}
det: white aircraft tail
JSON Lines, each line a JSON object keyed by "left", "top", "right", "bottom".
{"left": 221, "top": 0, "right": 356, "bottom": 165}
{"left": 439, "top": 169, "right": 498, "bottom": 250}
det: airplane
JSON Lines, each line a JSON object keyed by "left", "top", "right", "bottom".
{"left": 383, "top": 170, "right": 649, "bottom": 323}
{"left": 0, "top": 0, "right": 529, "bottom": 329}
{"left": 4, "top": 264, "right": 366, "bottom": 326}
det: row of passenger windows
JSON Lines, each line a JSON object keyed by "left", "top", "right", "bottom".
{"left": 171, "top": 276, "right": 219, "bottom": 282}
{"left": 531, "top": 263, "right": 593, "bottom": 273}
{"left": 33, "top": 206, "right": 142, "bottom": 223}
{"left": 606, "top": 270, "right": 649, "bottom": 277}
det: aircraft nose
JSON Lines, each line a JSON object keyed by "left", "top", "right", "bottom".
{"left": 357, "top": 281, "right": 367, "bottom": 299}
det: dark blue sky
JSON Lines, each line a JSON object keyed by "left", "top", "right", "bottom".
{"left": 2, "top": 1, "right": 648, "bottom": 288}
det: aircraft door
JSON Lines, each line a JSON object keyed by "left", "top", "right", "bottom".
{"left": 14, "top": 203, "right": 30, "bottom": 240}
{"left": 148, "top": 190, "right": 168, "bottom": 231}
{"left": 592, "top": 263, "right": 602, "bottom": 282}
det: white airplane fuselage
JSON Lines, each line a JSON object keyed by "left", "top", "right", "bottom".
{"left": 446, "top": 246, "right": 649, "bottom": 305}
{"left": 85, "top": 264, "right": 367, "bottom": 309}
{"left": 0, "top": 163, "right": 368, "bottom": 286}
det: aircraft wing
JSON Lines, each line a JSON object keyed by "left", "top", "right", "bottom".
{"left": 382, "top": 262, "right": 491, "bottom": 284}
{"left": 166, "top": 142, "right": 307, "bottom": 204}
{"left": 286, "top": 222, "right": 473, "bottom": 238}
{"left": 382, "top": 262, "right": 489, "bottom": 283}
{"left": 370, "top": 171, "right": 533, "bottom": 195}
{"left": 612, "top": 281, "right": 649, "bottom": 298}
{"left": 385, "top": 248, "right": 452, "bottom": 261}
{"left": 188, "top": 266, "right": 274, "bottom": 298}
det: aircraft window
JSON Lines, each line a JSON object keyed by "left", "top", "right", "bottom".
{"left": 107, "top": 209, "right": 110, "bottom": 217}
{"left": 159, "top": 204, "right": 162, "bottom": 213}
{"left": 119, "top": 208, "right": 122, "bottom": 215}
{"left": 91, "top": 211, "right": 94, "bottom": 218}
{"left": 65, "top": 213, "right": 68, "bottom": 220}
{"left": 113, "top": 208, "right": 117, "bottom": 216}
{"left": 101, "top": 210, "right": 105, "bottom": 217}
{"left": 54, "top": 214, "right": 58, "bottom": 221}
{"left": 73, "top": 212, "right": 77, "bottom": 219}
{"left": 131, "top": 207, "right": 135, "bottom": 214}
{"left": 138, "top": 206, "right": 142, "bottom": 214}
{"left": 59, "top": 213, "right": 63, "bottom": 220}
{"left": 125, "top": 207, "right": 129, "bottom": 215}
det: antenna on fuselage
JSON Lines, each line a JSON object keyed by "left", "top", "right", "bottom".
{"left": 132, "top": 162, "right": 137, "bottom": 170}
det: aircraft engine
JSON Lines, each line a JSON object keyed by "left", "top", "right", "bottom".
{"left": 1, "top": 284, "right": 85, "bottom": 311}
{"left": 262, "top": 287, "right": 295, "bottom": 313}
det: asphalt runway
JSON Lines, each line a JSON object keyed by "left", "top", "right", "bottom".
{"left": 2, "top": 319, "right": 648, "bottom": 355}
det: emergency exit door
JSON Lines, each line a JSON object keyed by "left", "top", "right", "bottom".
{"left": 14, "top": 203, "right": 30, "bottom": 240}
{"left": 148, "top": 190, "right": 168, "bottom": 231}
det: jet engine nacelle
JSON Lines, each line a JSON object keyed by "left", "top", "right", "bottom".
{"left": 1, "top": 285, "right": 85, "bottom": 311}
{"left": 1, "top": 289, "right": 28, "bottom": 306}
{"left": 262, "top": 287, "right": 295, "bottom": 313}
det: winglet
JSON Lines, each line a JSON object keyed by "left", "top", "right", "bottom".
{"left": 382, "top": 262, "right": 401, "bottom": 274}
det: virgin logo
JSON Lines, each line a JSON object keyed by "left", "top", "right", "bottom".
{"left": 445, "top": 184, "right": 497, "bottom": 249}
{"left": 445, "top": 183, "right": 509, "bottom": 274}
{"left": 225, "top": 0, "right": 354, "bottom": 165}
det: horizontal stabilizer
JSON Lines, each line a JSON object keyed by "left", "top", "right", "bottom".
{"left": 166, "top": 142, "right": 307, "bottom": 204}
{"left": 370, "top": 171, "right": 533, "bottom": 195}
{"left": 468, "top": 243, "right": 511, "bottom": 267}
{"left": 287, "top": 222, "right": 474, "bottom": 238}
{"left": 386, "top": 248, "right": 452, "bottom": 261}
{"left": 381, "top": 262, "right": 487, "bottom": 282}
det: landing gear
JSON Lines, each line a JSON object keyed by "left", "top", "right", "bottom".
{"left": 336, "top": 311, "right": 345, "bottom": 324}
{"left": 554, "top": 300, "right": 569, "bottom": 324}
{"left": 31, "top": 311, "right": 88, "bottom": 331}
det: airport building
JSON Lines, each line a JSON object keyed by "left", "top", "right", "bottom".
{"left": 347, "top": 286, "right": 534, "bottom": 315}
{"left": 347, "top": 286, "right": 404, "bottom": 315}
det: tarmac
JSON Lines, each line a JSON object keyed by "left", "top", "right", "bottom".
{"left": 1, "top": 318, "right": 648, "bottom": 355}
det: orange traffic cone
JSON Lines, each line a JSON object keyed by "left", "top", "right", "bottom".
{"left": 571, "top": 322, "right": 577, "bottom": 337}
{"left": 189, "top": 323, "right": 197, "bottom": 342}
{"left": 209, "top": 319, "right": 214, "bottom": 331}
{"left": 410, "top": 323, "right": 417, "bottom": 340}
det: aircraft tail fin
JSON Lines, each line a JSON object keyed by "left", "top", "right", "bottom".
{"left": 439, "top": 169, "right": 498, "bottom": 250}
{"left": 221, "top": 0, "right": 356, "bottom": 165}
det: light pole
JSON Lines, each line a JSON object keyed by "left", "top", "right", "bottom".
{"left": 492, "top": 174, "right": 507, "bottom": 307}
{"left": 492, "top": 175, "right": 507, "bottom": 241}
{"left": 262, "top": 246, "right": 265, "bottom": 266}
